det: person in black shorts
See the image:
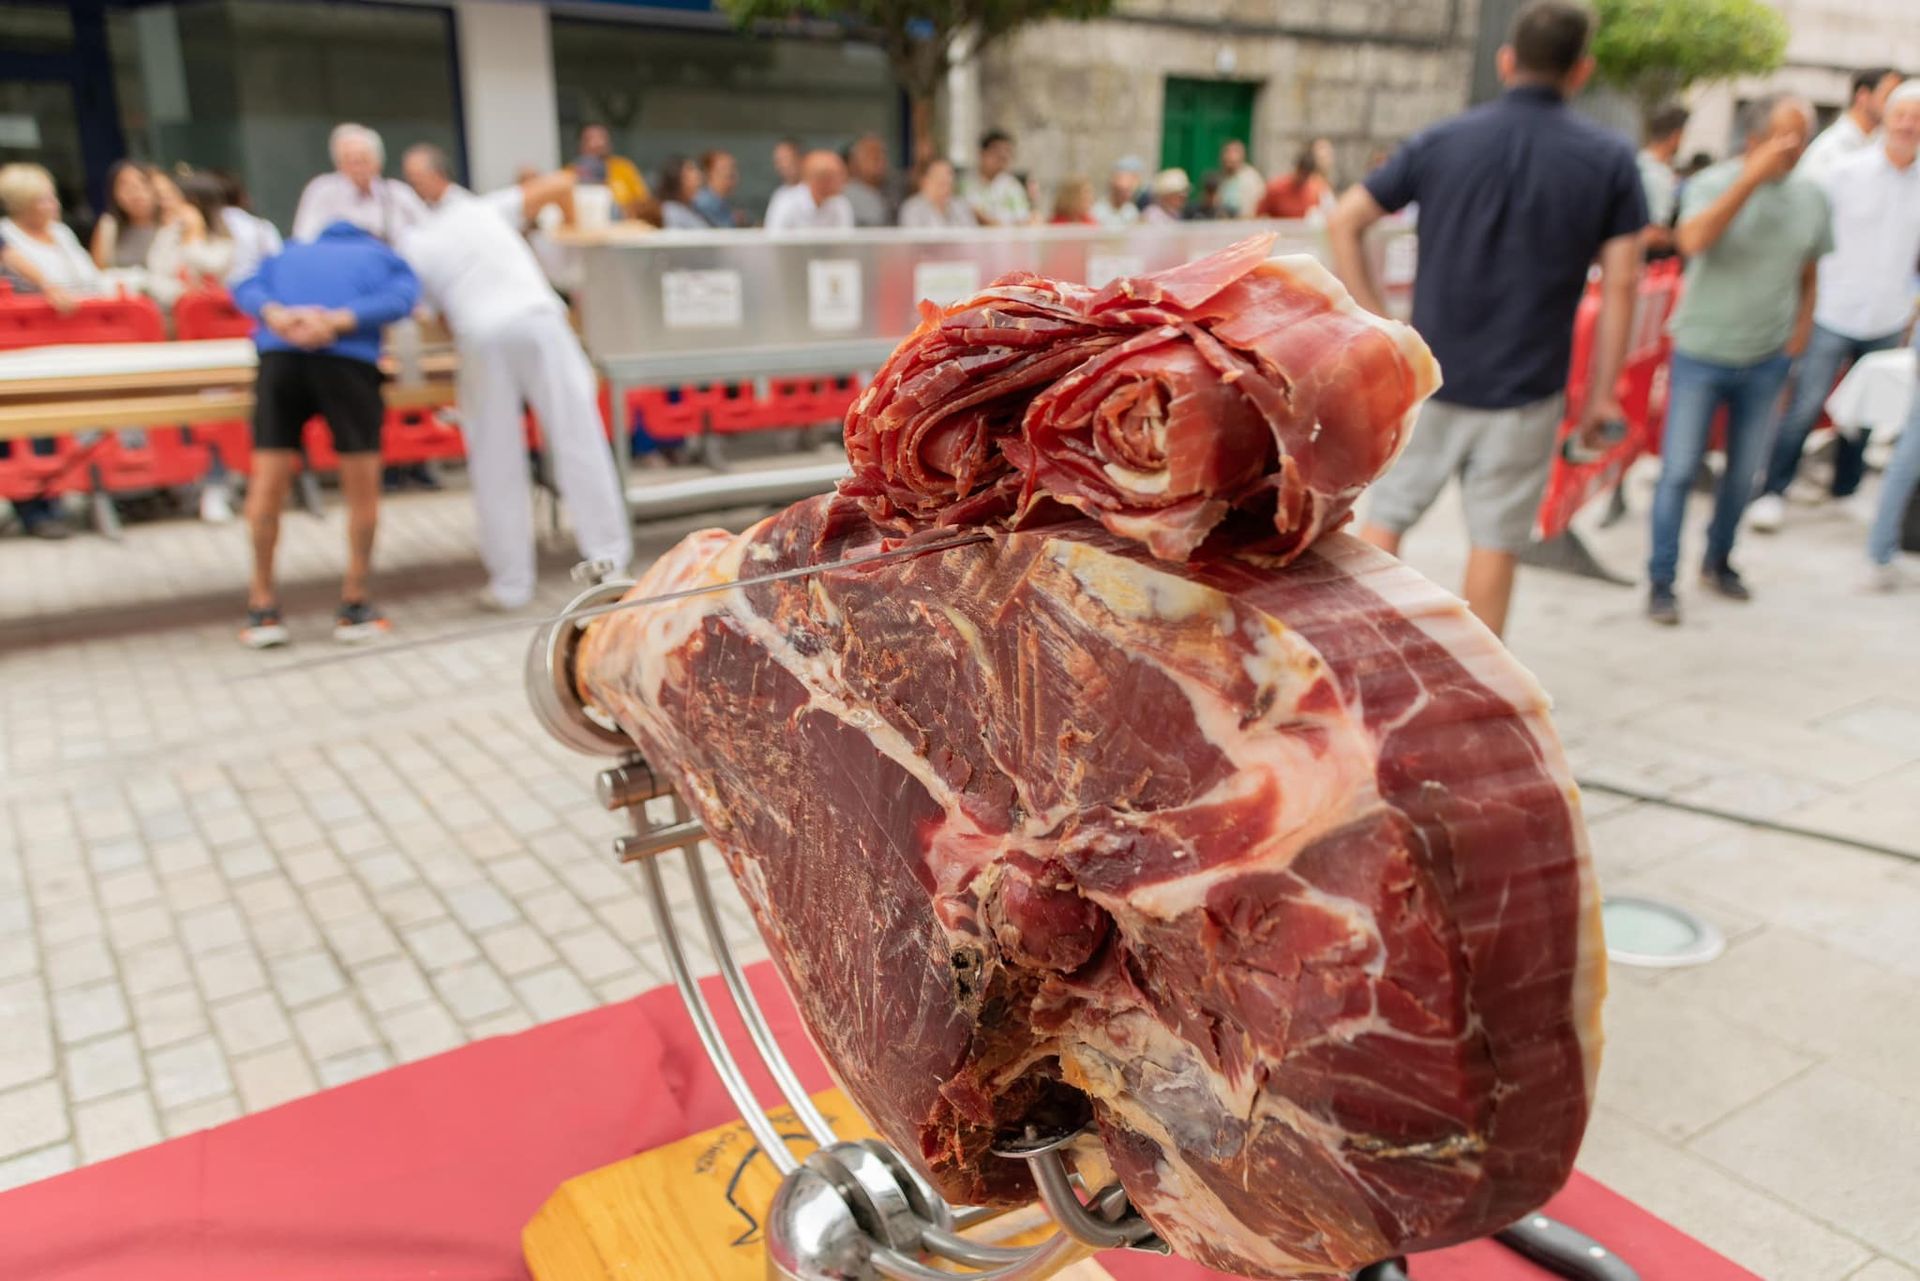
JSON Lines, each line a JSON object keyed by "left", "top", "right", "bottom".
{"left": 230, "top": 220, "right": 419, "bottom": 647}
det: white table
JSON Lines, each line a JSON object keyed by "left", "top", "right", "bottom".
{"left": 1826, "top": 346, "right": 1916, "bottom": 443}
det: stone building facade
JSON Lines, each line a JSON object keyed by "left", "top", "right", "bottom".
{"left": 962, "top": 0, "right": 1920, "bottom": 196}
{"left": 965, "top": 0, "right": 1482, "bottom": 192}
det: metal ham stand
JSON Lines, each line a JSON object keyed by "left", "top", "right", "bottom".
{"left": 526, "top": 573, "right": 1639, "bottom": 1281}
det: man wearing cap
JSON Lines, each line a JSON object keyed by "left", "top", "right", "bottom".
{"left": 1094, "top": 157, "right": 1144, "bottom": 227}
{"left": 1142, "top": 169, "right": 1191, "bottom": 223}
{"left": 1752, "top": 79, "right": 1920, "bottom": 533}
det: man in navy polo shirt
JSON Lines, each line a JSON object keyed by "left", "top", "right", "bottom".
{"left": 1328, "top": 0, "right": 1645, "bottom": 637}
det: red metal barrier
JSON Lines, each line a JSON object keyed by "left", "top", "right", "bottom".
{"left": 173, "top": 289, "right": 256, "bottom": 342}
{"left": 0, "top": 293, "right": 166, "bottom": 350}
{"left": 1535, "top": 261, "right": 1683, "bottom": 540}
{"left": 0, "top": 294, "right": 172, "bottom": 500}
{"left": 0, "top": 438, "right": 92, "bottom": 502}
{"left": 171, "top": 289, "right": 259, "bottom": 477}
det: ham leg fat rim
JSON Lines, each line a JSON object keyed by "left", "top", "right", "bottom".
{"left": 842, "top": 234, "right": 1442, "bottom": 562}
{"left": 571, "top": 242, "right": 1602, "bottom": 1280}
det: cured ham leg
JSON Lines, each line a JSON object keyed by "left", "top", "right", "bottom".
{"left": 574, "top": 496, "right": 1603, "bottom": 1281}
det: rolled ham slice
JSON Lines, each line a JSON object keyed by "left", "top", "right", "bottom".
{"left": 841, "top": 235, "right": 1439, "bottom": 563}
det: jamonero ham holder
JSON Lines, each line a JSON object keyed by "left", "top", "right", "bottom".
{"left": 519, "top": 236, "right": 1634, "bottom": 1281}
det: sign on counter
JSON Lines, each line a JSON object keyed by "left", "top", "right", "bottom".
{"left": 662, "top": 269, "right": 745, "bottom": 330}
{"left": 911, "top": 261, "right": 981, "bottom": 307}
{"left": 807, "top": 260, "right": 863, "bottom": 332}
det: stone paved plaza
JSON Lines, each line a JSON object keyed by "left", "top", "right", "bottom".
{"left": 2, "top": 458, "right": 1918, "bottom": 1281}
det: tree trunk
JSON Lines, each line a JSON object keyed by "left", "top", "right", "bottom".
{"left": 910, "top": 93, "right": 938, "bottom": 173}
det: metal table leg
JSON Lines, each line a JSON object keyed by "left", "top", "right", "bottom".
{"left": 607, "top": 369, "right": 633, "bottom": 519}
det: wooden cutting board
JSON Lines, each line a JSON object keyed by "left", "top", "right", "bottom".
{"left": 523, "top": 1086, "right": 1112, "bottom": 1279}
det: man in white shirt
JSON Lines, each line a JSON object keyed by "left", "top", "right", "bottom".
{"left": 1797, "top": 67, "right": 1903, "bottom": 184}
{"left": 763, "top": 151, "right": 855, "bottom": 233}
{"left": 398, "top": 145, "right": 631, "bottom": 610}
{"left": 1753, "top": 81, "right": 1920, "bottom": 530}
{"left": 1092, "top": 156, "right": 1144, "bottom": 228}
{"left": 293, "top": 123, "right": 429, "bottom": 244}
{"left": 1636, "top": 103, "right": 1689, "bottom": 249}
{"left": 962, "top": 130, "right": 1033, "bottom": 226}
{"left": 1216, "top": 140, "right": 1264, "bottom": 218}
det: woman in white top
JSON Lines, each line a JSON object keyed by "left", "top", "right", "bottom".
{"left": 146, "top": 170, "right": 237, "bottom": 303}
{"left": 218, "top": 174, "right": 284, "bottom": 286}
{"left": 0, "top": 163, "right": 103, "bottom": 308}
{"left": 0, "top": 163, "right": 104, "bottom": 539}
{"left": 898, "top": 159, "right": 978, "bottom": 230}
{"left": 89, "top": 160, "right": 161, "bottom": 271}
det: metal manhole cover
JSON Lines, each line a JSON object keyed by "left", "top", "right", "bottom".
{"left": 1601, "top": 896, "right": 1725, "bottom": 968}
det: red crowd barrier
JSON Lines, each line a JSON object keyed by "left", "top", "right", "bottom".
{"left": 171, "top": 288, "right": 260, "bottom": 477}
{"left": 0, "top": 293, "right": 175, "bottom": 503}
{"left": 2, "top": 287, "right": 864, "bottom": 511}
{"left": 0, "top": 292, "right": 166, "bottom": 351}
{"left": 1535, "top": 260, "right": 1684, "bottom": 540}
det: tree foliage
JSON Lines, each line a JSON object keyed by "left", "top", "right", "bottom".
{"left": 717, "top": 0, "right": 1115, "bottom": 155}
{"left": 1591, "top": 0, "right": 1789, "bottom": 112}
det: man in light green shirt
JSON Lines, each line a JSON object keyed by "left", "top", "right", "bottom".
{"left": 1646, "top": 94, "right": 1832, "bottom": 625}
{"left": 1667, "top": 156, "right": 1831, "bottom": 365}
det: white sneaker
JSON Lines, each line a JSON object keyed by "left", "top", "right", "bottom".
{"left": 475, "top": 588, "right": 534, "bottom": 614}
{"left": 1747, "top": 493, "right": 1785, "bottom": 533}
{"left": 199, "top": 482, "right": 235, "bottom": 525}
{"left": 1864, "top": 561, "right": 1907, "bottom": 592}
{"left": 1785, "top": 479, "right": 1829, "bottom": 506}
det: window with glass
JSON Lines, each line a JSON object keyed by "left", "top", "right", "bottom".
{"left": 106, "top": 0, "right": 462, "bottom": 232}
{"left": 550, "top": 14, "right": 902, "bottom": 220}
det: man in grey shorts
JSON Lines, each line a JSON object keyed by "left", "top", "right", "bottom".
{"left": 1368, "top": 396, "right": 1568, "bottom": 554}
{"left": 1328, "top": 0, "right": 1646, "bottom": 636}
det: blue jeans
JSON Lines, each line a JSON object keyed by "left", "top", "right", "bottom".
{"left": 1762, "top": 323, "right": 1904, "bottom": 498}
{"left": 1649, "top": 350, "right": 1793, "bottom": 586}
{"left": 1867, "top": 360, "right": 1920, "bottom": 566}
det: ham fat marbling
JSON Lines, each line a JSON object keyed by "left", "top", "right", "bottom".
{"left": 574, "top": 492, "right": 1603, "bottom": 1278}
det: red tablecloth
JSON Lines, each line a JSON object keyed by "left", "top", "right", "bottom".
{"left": 0, "top": 964, "right": 1754, "bottom": 1281}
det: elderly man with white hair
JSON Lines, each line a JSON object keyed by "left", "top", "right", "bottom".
{"left": 291, "top": 122, "right": 428, "bottom": 244}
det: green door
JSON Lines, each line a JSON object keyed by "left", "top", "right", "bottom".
{"left": 1160, "top": 77, "right": 1258, "bottom": 179}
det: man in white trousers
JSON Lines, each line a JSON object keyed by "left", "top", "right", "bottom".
{"left": 397, "top": 146, "right": 631, "bottom": 610}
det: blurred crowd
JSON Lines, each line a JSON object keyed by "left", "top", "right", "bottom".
{"left": 571, "top": 123, "right": 1358, "bottom": 233}
{"left": 2, "top": 2, "right": 1916, "bottom": 631}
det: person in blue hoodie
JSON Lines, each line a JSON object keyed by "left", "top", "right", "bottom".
{"left": 230, "top": 220, "right": 419, "bottom": 648}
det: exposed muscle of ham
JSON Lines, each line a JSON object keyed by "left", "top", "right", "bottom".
{"left": 575, "top": 497, "right": 1603, "bottom": 1280}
